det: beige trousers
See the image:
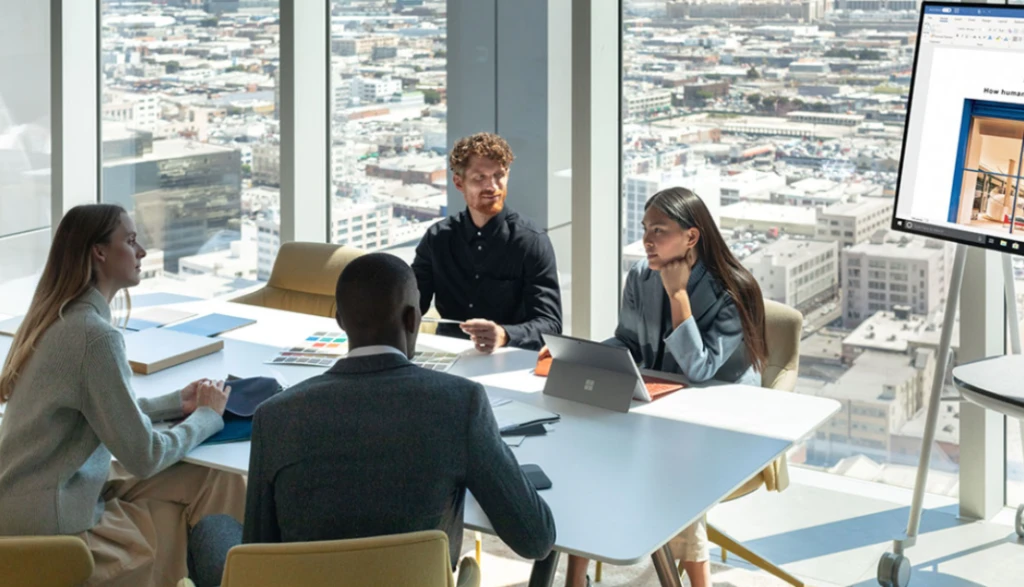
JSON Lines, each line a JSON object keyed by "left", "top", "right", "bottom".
{"left": 670, "top": 515, "right": 709, "bottom": 563}
{"left": 78, "top": 461, "right": 246, "bottom": 587}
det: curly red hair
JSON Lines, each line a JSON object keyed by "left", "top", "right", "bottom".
{"left": 448, "top": 132, "right": 515, "bottom": 176}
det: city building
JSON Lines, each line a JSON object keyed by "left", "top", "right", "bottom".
{"left": 179, "top": 240, "right": 258, "bottom": 280}
{"left": 719, "top": 202, "right": 818, "bottom": 237}
{"left": 101, "top": 126, "right": 242, "bottom": 274}
{"left": 807, "top": 348, "right": 936, "bottom": 465}
{"left": 365, "top": 154, "right": 446, "bottom": 186}
{"left": 816, "top": 198, "right": 894, "bottom": 249}
{"left": 842, "top": 231, "right": 952, "bottom": 328}
{"left": 622, "top": 165, "right": 721, "bottom": 245}
{"left": 742, "top": 237, "right": 839, "bottom": 313}
{"left": 351, "top": 76, "right": 403, "bottom": 104}
{"left": 719, "top": 170, "right": 786, "bottom": 206}
{"left": 252, "top": 143, "right": 281, "bottom": 186}
{"left": 101, "top": 90, "right": 160, "bottom": 131}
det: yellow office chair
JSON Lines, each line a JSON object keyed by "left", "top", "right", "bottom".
{"left": 0, "top": 536, "right": 94, "bottom": 587}
{"left": 178, "top": 530, "right": 480, "bottom": 587}
{"left": 231, "top": 242, "right": 365, "bottom": 318}
{"left": 695, "top": 298, "right": 802, "bottom": 586}
{"left": 595, "top": 299, "right": 803, "bottom": 585}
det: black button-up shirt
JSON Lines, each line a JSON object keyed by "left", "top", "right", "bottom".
{"left": 412, "top": 206, "right": 562, "bottom": 350}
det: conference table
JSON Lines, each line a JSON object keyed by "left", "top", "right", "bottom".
{"left": 0, "top": 296, "right": 840, "bottom": 587}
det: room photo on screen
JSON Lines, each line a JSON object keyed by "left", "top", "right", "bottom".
{"left": 949, "top": 99, "right": 1024, "bottom": 236}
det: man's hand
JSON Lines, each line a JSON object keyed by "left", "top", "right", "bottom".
{"left": 461, "top": 319, "right": 509, "bottom": 354}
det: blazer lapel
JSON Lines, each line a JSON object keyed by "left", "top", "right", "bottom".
{"left": 686, "top": 261, "right": 719, "bottom": 324}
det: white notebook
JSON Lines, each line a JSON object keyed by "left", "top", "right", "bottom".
{"left": 122, "top": 328, "right": 224, "bottom": 375}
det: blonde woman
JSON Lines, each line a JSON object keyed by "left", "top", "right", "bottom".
{"left": 0, "top": 204, "right": 246, "bottom": 587}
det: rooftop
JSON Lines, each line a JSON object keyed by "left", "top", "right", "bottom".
{"left": 819, "top": 197, "right": 892, "bottom": 217}
{"left": 845, "top": 231, "right": 949, "bottom": 260}
{"left": 720, "top": 202, "right": 817, "bottom": 225}
{"left": 844, "top": 309, "right": 960, "bottom": 353}
{"left": 743, "top": 236, "right": 836, "bottom": 266}
{"left": 820, "top": 349, "right": 924, "bottom": 404}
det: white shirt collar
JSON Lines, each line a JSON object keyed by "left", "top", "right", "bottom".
{"left": 345, "top": 345, "right": 407, "bottom": 359}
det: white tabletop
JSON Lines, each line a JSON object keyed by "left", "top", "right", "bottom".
{"left": 953, "top": 355, "right": 1024, "bottom": 420}
{"left": 0, "top": 299, "right": 840, "bottom": 566}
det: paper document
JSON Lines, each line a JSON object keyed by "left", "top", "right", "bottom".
{"left": 491, "top": 399, "right": 560, "bottom": 434}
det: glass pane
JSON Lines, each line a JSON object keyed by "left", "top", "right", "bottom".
{"left": 0, "top": 1, "right": 51, "bottom": 314}
{"left": 328, "top": 0, "right": 447, "bottom": 258}
{"left": 621, "top": 2, "right": 961, "bottom": 496}
{"left": 100, "top": 0, "right": 278, "bottom": 297}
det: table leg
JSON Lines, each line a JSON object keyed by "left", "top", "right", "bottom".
{"left": 651, "top": 543, "right": 684, "bottom": 587}
{"left": 528, "top": 550, "right": 561, "bottom": 587}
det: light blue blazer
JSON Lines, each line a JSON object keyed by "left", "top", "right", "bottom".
{"left": 606, "top": 258, "right": 760, "bottom": 386}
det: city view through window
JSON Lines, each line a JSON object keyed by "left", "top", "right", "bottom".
{"left": 99, "top": 0, "right": 448, "bottom": 297}
{"left": 27, "top": 0, "right": 1023, "bottom": 499}
{"left": 620, "top": 0, "right": 1023, "bottom": 498}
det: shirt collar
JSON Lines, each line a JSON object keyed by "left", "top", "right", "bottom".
{"left": 345, "top": 345, "right": 407, "bottom": 359}
{"left": 460, "top": 206, "right": 510, "bottom": 242}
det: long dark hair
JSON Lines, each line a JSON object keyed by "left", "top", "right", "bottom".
{"left": 645, "top": 187, "right": 768, "bottom": 372}
{"left": 1, "top": 204, "right": 129, "bottom": 402}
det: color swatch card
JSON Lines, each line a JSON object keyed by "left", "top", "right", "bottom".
{"left": 412, "top": 350, "right": 459, "bottom": 372}
{"left": 165, "top": 313, "right": 256, "bottom": 337}
{"left": 266, "top": 331, "right": 349, "bottom": 367}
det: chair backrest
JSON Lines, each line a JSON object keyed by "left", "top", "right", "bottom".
{"left": 220, "top": 530, "right": 455, "bottom": 587}
{"left": 761, "top": 299, "right": 802, "bottom": 392}
{"left": 233, "top": 242, "right": 365, "bottom": 318}
{"left": 0, "top": 536, "right": 94, "bottom": 587}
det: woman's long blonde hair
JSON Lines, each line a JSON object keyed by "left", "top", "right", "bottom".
{"left": 0, "top": 204, "right": 130, "bottom": 402}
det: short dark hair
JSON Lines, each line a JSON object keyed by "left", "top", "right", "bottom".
{"left": 335, "top": 253, "right": 417, "bottom": 336}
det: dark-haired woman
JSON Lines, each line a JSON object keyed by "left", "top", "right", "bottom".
{"left": 566, "top": 187, "right": 768, "bottom": 587}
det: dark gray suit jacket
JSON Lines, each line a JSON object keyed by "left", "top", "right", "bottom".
{"left": 241, "top": 352, "right": 556, "bottom": 564}
{"left": 607, "top": 259, "right": 760, "bottom": 385}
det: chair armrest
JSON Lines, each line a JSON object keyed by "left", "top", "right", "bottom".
{"left": 456, "top": 556, "right": 481, "bottom": 587}
{"left": 177, "top": 579, "right": 197, "bottom": 587}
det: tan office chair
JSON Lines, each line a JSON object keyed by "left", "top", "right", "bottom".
{"left": 178, "top": 530, "right": 480, "bottom": 587}
{"left": 698, "top": 298, "right": 802, "bottom": 586}
{"left": 595, "top": 299, "right": 804, "bottom": 585}
{"left": 231, "top": 242, "right": 365, "bottom": 318}
{"left": 0, "top": 536, "right": 94, "bottom": 587}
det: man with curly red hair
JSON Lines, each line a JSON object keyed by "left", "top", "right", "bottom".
{"left": 412, "top": 132, "right": 562, "bottom": 352}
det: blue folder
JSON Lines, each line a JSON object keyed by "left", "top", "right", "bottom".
{"left": 201, "top": 376, "right": 284, "bottom": 445}
{"left": 165, "top": 314, "right": 256, "bottom": 338}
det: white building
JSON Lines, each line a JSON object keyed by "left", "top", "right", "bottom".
{"left": 622, "top": 165, "right": 721, "bottom": 246}
{"left": 842, "top": 231, "right": 952, "bottom": 328}
{"left": 332, "top": 199, "right": 394, "bottom": 251}
{"left": 102, "top": 90, "right": 160, "bottom": 131}
{"left": 743, "top": 237, "right": 839, "bottom": 313}
{"left": 256, "top": 214, "right": 281, "bottom": 281}
{"left": 179, "top": 240, "right": 258, "bottom": 280}
{"left": 816, "top": 198, "right": 894, "bottom": 249}
{"left": 624, "top": 88, "right": 673, "bottom": 116}
{"left": 719, "top": 170, "right": 786, "bottom": 206}
{"left": 351, "top": 76, "right": 403, "bottom": 104}
{"left": 719, "top": 202, "right": 818, "bottom": 237}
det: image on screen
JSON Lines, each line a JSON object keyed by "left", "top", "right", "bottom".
{"left": 893, "top": 2, "right": 1024, "bottom": 255}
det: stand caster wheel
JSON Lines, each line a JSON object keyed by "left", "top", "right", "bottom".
{"left": 1015, "top": 504, "right": 1024, "bottom": 538}
{"left": 877, "top": 552, "right": 911, "bottom": 587}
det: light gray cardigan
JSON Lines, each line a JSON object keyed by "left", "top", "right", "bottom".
{"left": 0, "top": 288, "right": 224, "bottom": 536}
{"left": 607, "top": 259, "right": 760, "bottom": 386}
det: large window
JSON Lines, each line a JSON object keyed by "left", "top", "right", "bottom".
{"left": 100, "top": 0, "right": 279, "bottom": 297}
{"left": 327, "top": 0, "right": 447, "bottom": 258}
{"left": 0, "top": 1, "right": 51, "bottom": 315}
{"left": 620, "top": 1, "right": 963, "bottom": 495}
